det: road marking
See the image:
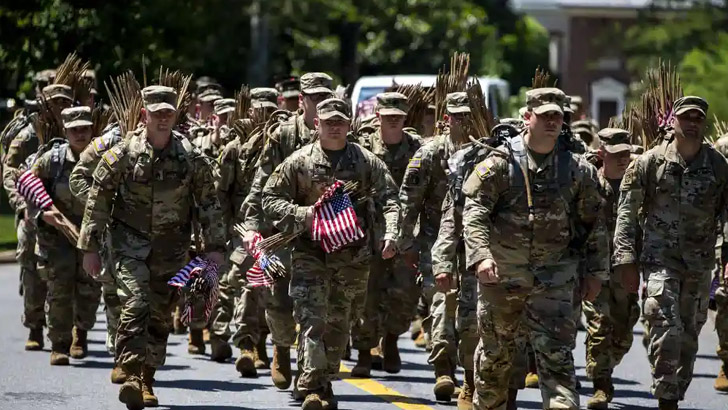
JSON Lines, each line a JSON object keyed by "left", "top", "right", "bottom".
{"left": 339, "top": 364, "right": 436, "bottom": 410}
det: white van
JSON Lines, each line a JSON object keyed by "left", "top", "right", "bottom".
{"left": 350, "top": 75, "right": 509, "bottom": 118}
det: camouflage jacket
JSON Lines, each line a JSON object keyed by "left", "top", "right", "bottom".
{"left": 462, "top": 134, "right": 607, "bottom": 284}
{"left": 358, "top": 129, "right": 422, "bottom": 186}
{"left": 242, "top": 112, "right": 315, "bottom": 233}
{"left": 2, "top": 123, "right": 38, "bottom": 213}
{"left": 192, "top": 130, "right": 226, "bottom": 160}
{"left": 262, "top": 140, "right": 400, "bottom": 251}
{"left": 77, "top": 129, "right": 226, "bottom": 259}
{"left": 613, "top": 138, "right": 728, "bottom": 275}
{"left": 69, "top": 125, "right": 124, "bottom": 206}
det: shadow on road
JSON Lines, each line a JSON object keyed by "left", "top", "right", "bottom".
{"left": 576, "top": 375, "right": 640, "bottom": 386}
{"left": 161, "top": 406, "right": 255, "bottom": 410}
{"left": 156, "top": 378, "right": 266, "bottom": 393}
{"left": 335, "top": 393, "right": 435, "bottom": 407}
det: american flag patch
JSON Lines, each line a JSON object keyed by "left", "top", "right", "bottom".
{"left": 102, "top": 150, "right": 118, "bottom": 166}
{"left": 475, "top": 162, "right": 490, "bottom": 178}
{"left": 408, "top": 158, "right": 422, "bottom": 168}
{"left": 93, "top": 138, "right": 106, "bottom": 153}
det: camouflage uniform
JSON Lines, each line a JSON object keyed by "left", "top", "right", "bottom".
{"left": 351, "top": 93, "right": 421, "bottom": 354}
{"left": 613, "top": 97, "right": 728, "bottom": 402}
{"left": 262, "top": 99, "right": 400, "bottom": 396}
{"left": 463, "top": 88, "right": 606, "bottom": 410}
{"left": 713, "top": 135, "right": 728, "bottom": 381}
{"left": 77, "top": 87, "right": 226, "bottom": 377}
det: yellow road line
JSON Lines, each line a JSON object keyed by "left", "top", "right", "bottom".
{"left": 339, "top": 364, "right": 436, "bottom": 410}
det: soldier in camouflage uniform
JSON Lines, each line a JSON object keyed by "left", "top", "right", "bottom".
{"left": 78, "top": 86, "right": 226, "bottom": 410}
{"left": 192, "top": 98, "right": 236, "bottom": 158}
{"left": 582, "top": 128, "right": 640, "bottom": 409}
{"left": 209, "top": 87, "right": 279, "bottom": 375}
{"left": 398, "top": 92, "right": 472, "bottom": 401}
{"left": 711, "top": 133, "right": 728, "bottom": 393}
{"left": 350, "top": 92, "right": 421, "bottom": 378}
{"left": 462, "top": 88, "right": 606, "bottom": 410}
{"left": 3, "top": 84, "right": 72, "bottom": 351}
{"left": 614, "top": 96, "right": 728, "bottom": 410}
{"left": 262, "top": 98, "right": 399, "bottom": 410}
{"left": 276, "top": 77, "right": 301, "bottom": 112}
{"left": 240, "top": 73, "right": 334, "bottom": 389}
{"left": 31, "top": 106, "right": 101, "bottom": 366}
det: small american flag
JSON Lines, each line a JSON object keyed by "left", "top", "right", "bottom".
{"left": 168, "top": 257, "right": 219, "bottom": 326}
{"left": 246, "top": 232, "right": 283, "bottom": 288}
{"left": 311, "top": 181, "right": 365, "bottom": 253}
{"left": 16, "top": 170, "right": 54, "bottom": 210}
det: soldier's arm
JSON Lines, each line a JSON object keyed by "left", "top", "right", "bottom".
{"left": 192, "top": 156, "right": 227, "bottom": 253}
{"left": 242, "top": 130, "right": 284, "bottom": 232}
{"left": 612, "top": 155, "right": 648, "bottom": 267}
{"left": 2, "top": 131, "right": 34, "bottom": 212}
{"left": 215, "top": 142, "right": 238, "bottom": 228}
{"left": 397, "top": 146, "right": 433, "bottom": 251}
{"left": 369, "top": 154, "right": 400, "bottom": 241}
{"left": 262, "top": 159, "right": 307, "bottom": 235}
{"left": 69, "top": 139, "right": 109, "bottom": 206}
{"left": 462, "top": 157, "right": 508, "bottom": 270}
{"left": 577, "top": 162, "right": 608, "bottom": 280}
{"left": 77, "top": 145, "right": 127, "bottom": 253}
{"left": 431, "top": 191, "right": 460, "bottom": 277}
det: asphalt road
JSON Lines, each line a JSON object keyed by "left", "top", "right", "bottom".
{"left": 0, "top": 262, "right": 725, "bottom": 410}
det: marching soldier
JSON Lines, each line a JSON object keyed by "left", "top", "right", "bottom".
{"left": 276, "top": 77, "right": 301, "bottom": 112}
{"left": 192, "top": 98, "right": 236, "bottom": 158}
{"left": 712, "top": 134, "right": 728, "bottom": 393}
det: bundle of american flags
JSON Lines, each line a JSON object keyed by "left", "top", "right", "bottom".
{"left": 168, "top": 257, "right": 219, "bottom": 326}
{"left": 16, "top": 170, "right": 54, "bottom": 210}
{"left": 245, "top": 232, "right": 286, "bottom": 287}
{"left": 311, "top": 180, "right": 365, "bottom": 253}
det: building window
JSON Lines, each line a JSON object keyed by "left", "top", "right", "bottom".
{"left": 590, "top": 77, "right": 626, "bottom": 128}
{"left": 549, "top": 33, "right": 563, "bottom": 74}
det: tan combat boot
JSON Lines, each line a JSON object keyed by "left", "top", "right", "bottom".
{"left": 142, "top": 366, "right": 159, "bottom": 407}
{"left": 118, "top": 372, "right": 144, "bottom": 410}
{"left": 235, "top": 340, "right": 257, "bottom": 377}
{"left": 382, "top": 333, "right": 401, "bottom": 374}
{"left": 302, "top": 392, "right": 324, "bottom": 410}
{"left": 70, "top": 328, "right": 88, "bottom": 359}
{"left": 209, "top": 335, "right": 233, "bottom": 363}
{"left": 25, "top": 328, "right": 44, "bottom": 351}
{"left": 587, "top": 378, "right": 613, "bottom": 409}
{"left": 111, "top": 364, "right": 128, "bottom": 384}
{"left": 370, "top": 345, "right": 383, "bottom": 371}
{"left": 715, "top": 365, "right": 728, "bottom": 392}
{"left": 524, "top": 372, "right": 539, "bottom": 388}
{"left": 187, "top": 329, "right": 205, "bottom": 355}
{"left": 50, "top": 349, "right": 70, "bottom": 366}
{"left": 457, "top": 369, "right": 474, "bottom": 410}
{"left": 506, "top": 388, "right": 518, "bottom": 410}
{"left": 271, "top": 345, "right": 292, "bottom": 389}
{"left": 255, "top": 336, "right": 270, "bottom": 369}
{"left": 414, "top": 331, "right": 427, "bottom": 348}
{"left": 658, "top": 399, "right": 678, "bottom": 410}
{"left": 433, "top": 357, "right": 455, "bottom": 402}
{"left": 351, "top": 349, "right": 372, "bottom": 378}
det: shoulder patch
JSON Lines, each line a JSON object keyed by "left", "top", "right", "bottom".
{"left": 102, "top": 150, "right": 119, "bottom": 166}
{"left": 408, "top": 158, "right": 422, "bottom": 168}
{"left": 93, "top": 137, "right": 107, "bottom": 153}
{"left": 475, "top": 162, "right": 490, "bottom": 178}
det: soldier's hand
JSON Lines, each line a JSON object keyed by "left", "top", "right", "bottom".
{"left": 381, "top": 240, "right": 397, "bottom": 260}
{"left": 403, "top": 249, "right": 419, "bottom": 269}
{"left": 435, "top": 273, "right": 451, "bottom": 292}
{"left": 616, "top": 263, "right": 640, "bottom": 293}
{"left": 581, "top": 276, "right": 602, "bottom": 302}
{"left": 41, "top": 209, "right": 64, "bottom": 228}
{"left": 83, "top": 252, "right": 102, "bottom": 279}
{"left": 476, "top": 259, "right": 499, "bottom": 284}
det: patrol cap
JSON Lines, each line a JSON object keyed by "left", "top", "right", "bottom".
{"left": 317, "top": 98, "right": 351, "bottom": 121}
{"left": 570, "top": 95, "right": 583, "bottom": 112}
{"left": 376, "top": 92, "right": 409, "bottom": 116}
{"left": 276, "top": 77, "right": 301, "bottom": 99}
{"left": 61, "top": 106, "right": 93, "bottom": 129}
{"left": 198, "top": 88, "right": 223, "bottom": 103}
{"left": 499, "top": 117, "right": 526, "bottom": 130}
{"left": 564, "top": 96, "right": 575, "bottom": 114}
{"left": 42, "top": 84, "right": 73, "bottom": 101}
{"left": 34, "top": 69, "right": 57, "bottom": 85}
{"left": 598, "top": 128, "right": 632, "bottom": 154}
{"left": 526, "top": 87, "right": 566, "bottom": 115}
{"left": 214, "top": 98, "right": 236, "bottom": 115}
{"left": 518, "top": 106, "right": 528, "bottom": 119}
{"left": 673, "top": 96, "right": 708, "bottom": 117}
{"left": 301, "top": 72, "right": 333, "bottom": 95}
{"left": 83, "top": 69, "right": 98, "bottom": 94}
{"left": 142, "top": 85, "right": 177, "bottom": 112}
{"left": 445, "top": 92, "right": 471, "bottom": 114}
{"left": 251, "top": 87, "right": 279, "bottom": 109}
{"left": 195, "top": 76, "right": 221, "bottom": 94}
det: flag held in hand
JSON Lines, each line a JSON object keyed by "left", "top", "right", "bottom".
{"left": 16, "top": 170, "right": 54, "bottom": 210}
{"left": 311, "top": 180, "right": 365, "bottom": 253}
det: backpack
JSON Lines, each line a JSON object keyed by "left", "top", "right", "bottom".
{"left": 23, "top": 137, "right": 67, "bottom": 196}
{"left": 1, "top": 111, "right": 35, "bottom": 158}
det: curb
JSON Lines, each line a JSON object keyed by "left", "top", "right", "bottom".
{"left": 0, "top": 250, "right": 16, "bottom": 264}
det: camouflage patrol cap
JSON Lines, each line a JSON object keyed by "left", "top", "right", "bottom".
{"left": 61, "top": 106, "right": 93, "bottom": 129}
{"left": 500, "top": 118, "right": 526, "bottom": 130}
{"left": 142, "top": 85, "right": 177, "bottom": 112}
{"left": 526, "top": 88, "right": 566, "bottom": 115}
{"left": 445, "top": 92, "right": 471, "bottom": 114}
{"left": 317, "top": 98, "right": 351, "bottom": 121}
{"left": 34, "top": 69, "right": 57, "bottom": 85}
{"left": 42, "top": 84, "right": 73, "bottom": 101}
{"left": 564, "top": 96, "right": 575, "bottom": 114}
{"left": 570, "top": 95, "right": 583, "bottom": 112}
{"left": 518, "top": 106, "right": 528, "bottom": 119}
{"left": 276, "top": 77, "right": 301, "bottom": 99}
{"left": 83, "top": 69, "right": 98, "bottom": 95}
{"left": 214, "top": 98, "right": 236, "bottom": 115}
{"left": 198, "top": 88, "right": 223, "bottom": 103}
{"left": 673, "top": 96, "right": 708, "bottom": 117}
{"left": 251, "top": 87, "right": 279, "bottom": 109}
{"left": 376, "top": 92, "right": 409, "bottom": 116}
{"left": 301, "top": 72, "right": 333, "bottom": 95}
{"left": 598, "top": 128, "right": 632, "bottom": 154}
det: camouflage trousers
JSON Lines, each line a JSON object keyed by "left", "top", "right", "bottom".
{"left": 114, "top": 250, "right": 183, "bottom": 373}
{"left": 17, "top": 217, "right": 45, "bottom": 330}
{"left": 717, "top": 276, "right": 728, "bottom": 367}
{"left": 38, "top": 244, "right": 101, "bottom": 349}
{"left": 292, "top": 245, "right": 370, "bottom": 393}
{"left": 351, "top": 254, "right": 418, "bottom": 350}
{"left": 99, "top": 233, "right": 121, "bottom": 350}
{"left": 583, "top": 279, "right": 640, "bottom": 381}
{"left": 474, "top": 278, "right": 579, "bottom": 410}
{"left": 642, "top": 266, "right": 710, "bottom": 401}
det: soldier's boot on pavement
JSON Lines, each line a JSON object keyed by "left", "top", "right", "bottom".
{"left": 506, "top": 388, "right": 518, "bottom": 410}
{"left": 118, "top": 373, "right": 144, "bottom": 410}
{"left": 187, "top": 329, "right": 206, "bottom": 355}
{"left": 271, "top": 345, "right": 292, "bottom": 389}
{"left": 433, "top": 357, "right": 456, "bottom": 402}
{"left": 25, "top": 328, "right": 44, "bottom": 351}
{"left": 587, "top": 378, "right": 613, "bottom": 409}
{"left": 382, "top": 333, "right": 402, "bottom": 374}
{"left": 371, "top": 345, "right": 383, "bottom": 370}
{"left": 351, "top": 349, "right": 372, "bottom": 378}
{"left": 50, "top": 346, "right": 70, "bottom": 366}
{"left": 235, "top": 340, "right": 257, "bottom": 377}
{"left": 111, "top": 364, "right": 129, "bottom": 384}
{"left": 658, "top": 399, "right": 679, "bottom": 410}
{"left": 302, "top": 392, "right": 324, "bottom": 410}
{"left": 142, "top": 366, "right": 159, "bottom": 407}
{"left": 255, "top": 337, "right": 270, "bottom": 369}
{"left": 322, "top": 384, "right": 338, "bottom": 410}
{"left": 70, "top": 328, "right": 88, "bottom": 359}
{"left": 343, "top": 341, "right": 351, "bottom": 361}
{"left": 414, "top": 331, "right": 427, "bottom": 348}
{"left": 715, "top": 364, "right": 728, "bottom": 392}
{"left": 457, "top": 370, "right": 474, "bottom": 410}
{"left": 209, "top": 335, "right": 233, "bottom": 363}
{"left": 410, "top": 318, "right": 422, "bottom": 340}
{"left": 172, "top": 307, "right": 186, "bottom": 335}
{"left": 292, "top": 374, "right": 305, "bottom": 401}
{"left": 524, "top": 372, "right": 539, "bottom": 388}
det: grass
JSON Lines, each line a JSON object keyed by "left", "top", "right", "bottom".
{"left": 0, "top": 213, "right": 17, "bottom": 250}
